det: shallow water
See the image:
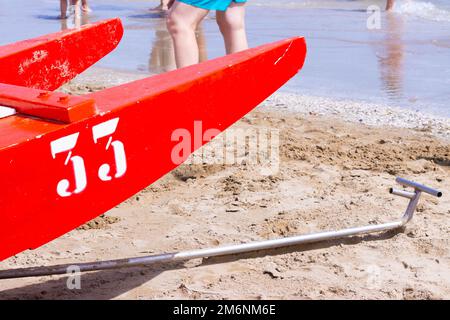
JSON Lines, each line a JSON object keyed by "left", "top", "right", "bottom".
{"left": 0, "top": 0, "right": 449, "bottom": 116}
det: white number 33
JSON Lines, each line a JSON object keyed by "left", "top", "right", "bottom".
{"left": 50, "top": 118, "right": 127, "bottom": 197}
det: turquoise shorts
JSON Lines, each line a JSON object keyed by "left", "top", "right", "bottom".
{"left": 177, "top": 0, "right": 247, "bottom": 11}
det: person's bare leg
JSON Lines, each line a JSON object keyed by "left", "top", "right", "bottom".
{"left": 196, "top": 24, "right": 208, "bottom": 63}
{"left": 81, "top": 0, "right": 91, "bottom": 12}
{"left": 386, "top": 0, "right": 395, "bottom": 10}
{"left": 167, "top": 1, "right": 209, "bottom": 68}
{"left": 68, "top": 0, "right": 78, "bottom": 16}
{"left": 152, "top": 0, "right": 175, "bottom": 12}
{"left": 161, "top": 0, "right": 169, "bottom": 11}
{"left": 60, "top": 0, "right": 68, "bottom": 19}
{"left": 167, "top": 0, "right": 175, "bottom": 10}
{"left": 151, "top": 0, "right": 164, "bottom": 11}
{"left": 216, "top": 2, "right": 248, "bottom": 54}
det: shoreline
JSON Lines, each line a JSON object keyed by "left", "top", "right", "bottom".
{"left": 62, "top": 67, "right": 450, "bottom": 141}
{"left": 3, "top": 0, "right": 450, "bottom": 117}
{"left": 260, "top": 93, "right": 450, "bottom": 141}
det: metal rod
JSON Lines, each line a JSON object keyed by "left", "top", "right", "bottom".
{"left": 396, "top": 177, "right": 442, "bottom": 198}
{"left": 389, "top": 188, "right": 415, "bottom": 199}
{"left": 0, "top": 177, "right": 442, "bottom": 280}
{"left": 0, "top": 221, "right": 404, "bottom": 280}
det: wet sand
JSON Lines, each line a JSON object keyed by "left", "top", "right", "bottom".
{"left": 0, "top": 76, "right": 448, "bottom": 300}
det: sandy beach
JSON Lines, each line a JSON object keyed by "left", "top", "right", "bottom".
{"left": 0, "top": 72, "right": 448, "bottom": 299}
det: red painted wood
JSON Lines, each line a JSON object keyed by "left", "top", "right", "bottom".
{"left": 0, "top": 36, "right": 307, "bottom": 261}
{"left": 0, "top": 83, "right": 95, "bottom": 123}
{"left": 0, "top": 18, "right": 123, "bottom": 91}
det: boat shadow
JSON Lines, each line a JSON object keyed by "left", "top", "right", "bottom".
{"left": 0, "top": 228, "right": 401, "bottom": 299}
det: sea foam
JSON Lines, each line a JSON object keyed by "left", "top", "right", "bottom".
{"left": 393, "top": 0, "right": 450, "bottom": 22}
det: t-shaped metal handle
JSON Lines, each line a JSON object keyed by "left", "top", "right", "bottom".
{"left": 395, "top": 177, "right": 442, "bottom": 198}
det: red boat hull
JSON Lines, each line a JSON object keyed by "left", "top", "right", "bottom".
{"left": 0, "top": 18, "right": 123, "bottom": 90}
{"left": 0, "top": 34, "right": 307, "bottom": 261}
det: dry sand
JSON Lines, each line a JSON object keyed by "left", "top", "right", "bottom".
{"left": 0, "top": 79, "right": 448, "bottom": 300}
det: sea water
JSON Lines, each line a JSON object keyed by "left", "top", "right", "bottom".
{"left": 0, "top": 0, "right": 449, "bottom": 116}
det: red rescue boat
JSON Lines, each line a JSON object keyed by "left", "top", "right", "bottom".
{"left": 0, "top": 18, "right": 307, "bottom": 261}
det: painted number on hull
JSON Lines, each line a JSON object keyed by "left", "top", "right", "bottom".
{"left": 92, "top": 118, "right": 127, "bottom": 181}
{"left": 50, "top": 132, "right": 87, "bottom": 197}
{"left": 50, "top": 118, "right": 127, "bottom": 198}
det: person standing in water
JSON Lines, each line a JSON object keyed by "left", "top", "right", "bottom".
{"left": 60, "top": 0, "right": 71, "bottom": 19}
{"left": 80, "top": 0, "right": 91, "bottom": 13}
{"left": 167, "top": 0, "right": 248, "bottom": 68}
{"left": 151, "top": 0, "right": 175, "bottom": 12}
{"left": 60, "top": 0, "right": 91, "bottom": 19}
